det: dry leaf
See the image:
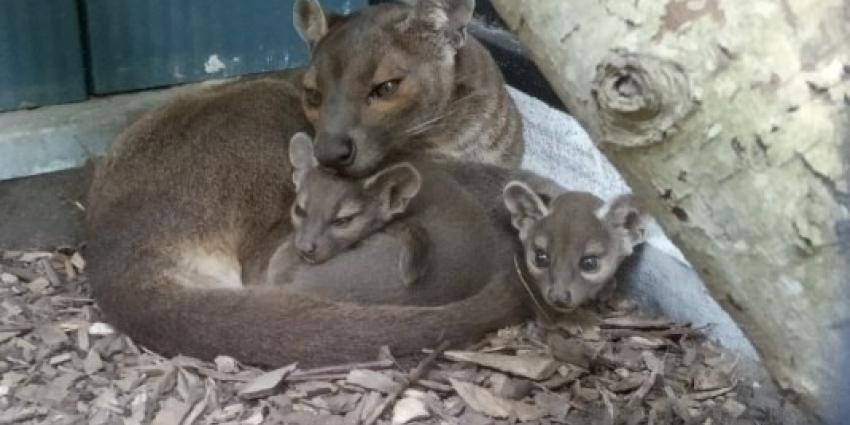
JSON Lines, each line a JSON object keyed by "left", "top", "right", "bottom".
{"left": 48, "top": 352, "right": 72, "bottom": 365}
{"left": 346, "top": 369, "right": 398, "bottom": 394}
{"left": 238, "top": 363, "right": 296, "bottom": 399}
{"left": 70, "top": 252, "right": 86, "bottom": 271}
{"left": 242, "top": 409, "right": 265, "bottom": 425}
{"left": 449, "top": 378, "right": 544, "bottom": 421}
{"left": 533, "top": 392, "right": 571, "bottom": 419}
{"left": 572, "top": 380, "right": 600, "bottom": 402}
{"left": 27, "top": 277, "right": 50, "bottom": 294}
{"left": 444, "top": 350, "right": 559, "bottom": 380}
{"left": 391, "top": 396, "right": 430, "bottom": 424}
{"left": 692, "top": 385, "right": 735, "bottom": 401}
{"left": 18, "top": 251, "right": 53, "bottom": 263}
{"left": 627, "top": 336, "right": 669, "bottom": 349}
{"left": 0, "top": 331, "right": 17, "bottom": 343}
{"left": 84, "top": 350, "right": 104, "bottom": 375}
{"left": 609, "top": 373, "right": 645, "bottom": 393}
{"left": 88, "top": 322, "right": 115, "bottom": 336}
{"left": 34, "top": 323, "right": 69, "bottom": 346}
{"left": 214, "top": 355, "right": 239, "bottom": 373}
{"left": 555, "top": 309, "right": 602, "bottom": 339}
{"left": 358, "top": 391, "right": 384, "bottom": 422}
{"left": 693, "top": 366, "right": 729, "bottom": 391}
{"left": 546, "top": 333, "right": 590, "bottom": 369}
{"left": 664, "top": 385, "right": 699, "bottom": 423}
{"left": 600, "top": 386, "right": 616, "bottom": 425}
{"left": 76, "top": 325, "right": 91, "bottom": 351}
{"left": 151, "top": 397, "right": 191, "bottom": 425}
{"left": 130, "top": 391, "right": 148, "bottom": 422}
{"left": 722, "top": 398, "right": 746, "bottom": 418}
{"left": 294, "top": 380, "right": 337, "bottom": 397}
{"left": 39, "top": 258, "right": 62, "bottom": 286}
{"left": 602, "top": 317, "right": 673, "bottom": 329}
{"left": 324, "top": 392, "right": 361, "bottom": 414}
{"left": 489, "top": 373, "right": 534, "bottom": 400}
{"left": 176, "top": 368, "right": 204, "bottom": 403}
{"left": 1, "top": 272, "right": 20, "bottom": 284}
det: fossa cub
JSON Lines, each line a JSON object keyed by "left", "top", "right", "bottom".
{"left": 503, "top": 181, "right": 648, "bottom": 313}
{"left": 268, "top": 133, "right": 515, "bottom": 306}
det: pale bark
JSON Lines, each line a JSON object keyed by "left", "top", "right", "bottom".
{"left": 492, "top": 0, "right": 849, "bottom": 416}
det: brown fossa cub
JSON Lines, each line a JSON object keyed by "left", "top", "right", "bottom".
{"left": 86, "top": 0, "right": 531, "bottom": 368}
{"left": 286, "top": 132, "right": 428, "bottom": 285}
{"left": 267, "top": 133, "right": 514, "bottom": 306}
{"left": 503, "top": 181, "right": 648, "bottom": 313}
{"left": 294, "top": 0, "right": 523, "bottom": 175}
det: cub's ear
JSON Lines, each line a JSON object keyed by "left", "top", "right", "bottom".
{"left": 503, "top": 180, "right": 549, "bottom": 241}
{"left": 289, "top": 132, "right": 317, "bottom": 190}
{"left": 599, "top": 194, "right": 648, "bottom": 255}
{"left": 364, "top": 162, "right": 422, "bottom": 220}
{"left": 294, "top": 0, "right": 328, "bottom": 50}
{"left": 413, "top": 0, "right": 474, "bottom": 47}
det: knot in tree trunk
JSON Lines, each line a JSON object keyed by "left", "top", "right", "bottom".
{"left": 592, "top": 50, "right": 696, "bottom": 147}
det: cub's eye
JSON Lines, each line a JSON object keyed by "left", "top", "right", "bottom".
{"left": 294, "top": 205, "right": 306, "bottom": 217}
{"left": 369, "top": 78, "right": 401, "bottom": 99}
{"left": 533, "top": 248, "right": 550, "bottom": 268}
{"left": 304, "top": 88, "right": 322, "bottom": 106}
{"left": 332, "top": 215, "right": 355, "bottom": 227}
{"left": 579, "top": 255, "right": 600, "bottom": 273}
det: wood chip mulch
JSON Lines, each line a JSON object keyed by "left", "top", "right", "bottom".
{"left": 0, "top": 249, "right": 799, "bottom": 424}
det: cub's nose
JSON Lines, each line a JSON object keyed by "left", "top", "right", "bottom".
{"left": 315, "top": 136, "right": 355, "bottom": 168}
{"left": 546, "top": 288, "right": 573, "bottom": 310}
{"left": 550, "top": 298, "right": 572, "bottom": 310}
{"left": 296, "top": 241, "right": 317, "bottom": 261}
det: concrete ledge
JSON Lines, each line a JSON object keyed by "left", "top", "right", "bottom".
{"left": 0, "top": 82, "right": 216, "bottom": 181}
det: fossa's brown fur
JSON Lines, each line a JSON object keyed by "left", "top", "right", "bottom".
{"left": 86, "top": 0, "right": 528, "bottom": 367}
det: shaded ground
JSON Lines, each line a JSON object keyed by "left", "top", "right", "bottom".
{"left": 0, "top": 248, "right": 818, "bottom": 425}
{"left": 0, "top": 168, "right": 90, "bottom": 251}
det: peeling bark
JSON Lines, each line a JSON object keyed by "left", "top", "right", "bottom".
{"left": 493, "top": 0, "right": 850, "bottom": 418}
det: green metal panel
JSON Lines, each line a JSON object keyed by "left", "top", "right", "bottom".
{"left": 0, "top": 0, "right": 87, "bottom": 112}
{"left": 83, "top": 0, "right": 366, "bottom": 95}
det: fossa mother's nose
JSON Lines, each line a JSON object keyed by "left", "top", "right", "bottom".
{"left": 315, "top": 136, "right": 355, "bottom": 168}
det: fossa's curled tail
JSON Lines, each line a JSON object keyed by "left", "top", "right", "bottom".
{"left": 89, "top": 250, "right": 528, "bottom": 366}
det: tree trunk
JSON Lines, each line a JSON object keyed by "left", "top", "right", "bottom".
{"left": 492, "top": 0, "right": 849, "bottom": 418}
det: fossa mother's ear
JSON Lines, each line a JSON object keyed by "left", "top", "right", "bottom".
{"left": 503, "top": 180, "right": 549, "bottom": 241}
{"left": 411, "top": 0, "right": 474, "bottom": 47}
{"left": 598, "top": 194, "right": 648, "bottom": 255}
{"left": 364, "top": 162, "right": 422, "bottom": 220}
{"left": 294, "top": 0, "right": 328, "bottom": 50}
{"left": 289, "top": 132, "right": 318, "bottom": 190}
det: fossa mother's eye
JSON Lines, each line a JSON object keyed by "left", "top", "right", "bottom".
{"left": 294, "top": 204, "right": 306, "bottom": 217}
{"left": 579, "top": 255, "right": 600, "bottom": 272}
{"left": 533, "top": 248, "right": 551, "bottom": 268}
{"left": 369, "top": 78, "right": 402, "bottom": 99}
